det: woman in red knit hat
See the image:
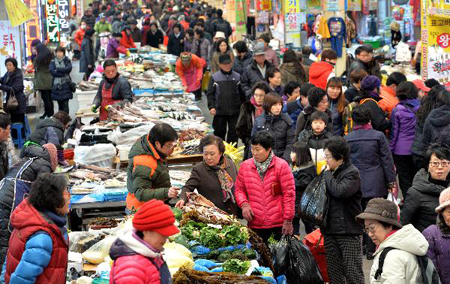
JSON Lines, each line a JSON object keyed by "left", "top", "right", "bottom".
{"left": 109, "top": 199, "right": 179, "bottom": 284}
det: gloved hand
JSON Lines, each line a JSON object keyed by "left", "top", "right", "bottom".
{"left": 282, "top": 220, "right": 294, "bottom": 235}
{"left": 105, "top": 105, "right": 110, "bottom": 111}
{"left": 91, "top": 104, "right": 97, "bottom": 113}
{"left": 242, "top": 203, "right": 254, "bottom": 222}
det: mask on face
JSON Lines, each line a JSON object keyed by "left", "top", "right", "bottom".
{"left": 81, "top": 25, "right": 87, "bottom": 29}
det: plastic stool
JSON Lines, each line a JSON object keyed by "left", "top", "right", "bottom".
{"left": 11, "top": 123, "right": 25, "bottom": 148}
{"left": 24, "top": 116, "right": 31, "bottom": 138}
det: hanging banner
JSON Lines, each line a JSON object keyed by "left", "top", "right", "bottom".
{"left": 23, "top": 0, "right": 41, "bottom": 60}
{"left": 306, "top": 0, "right": 321, "bottom": 11}
{"left": 46, "top": 0, "right": 60, "bottom": 42}
{"left": 347, "top": 0, "right": 362, "bottom": 11}
{"left": 325, "top": 0, "right": 339, "bottom": 11}
{"left": 235, "top": 0, "right": 247, "bottom": 33}
{"left": 256, "top": 0, "right": 271, "bottom": 11}
{"left": 0, "top": 21, "right": 22, "bottom": 75}
{"left": 4, "top": 0, "right": 34, "bottom": 27}
{"left": 428, "top": 0, "right": 450, "bottom": 18}
{"left": 58, "top": 0, "right": 70, "bottom": 33}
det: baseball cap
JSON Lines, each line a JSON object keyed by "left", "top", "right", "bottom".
{"left": 219, "top": 53, "right": 232, "bottom": 64}
{"left": 413, "top": 79, "right": 431, "bottom": 92}
{"left": 253, "top": 42, "right": 266, "bottom": 56}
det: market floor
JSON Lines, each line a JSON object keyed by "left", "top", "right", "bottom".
{"left": 27, "top": 62, "right": 373, "bottom": 283}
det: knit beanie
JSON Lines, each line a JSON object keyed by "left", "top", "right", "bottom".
{"left": 132, "top": 199, "right": 180, "bottom": 236}
{"left": 43, "top": 143, "right": 58, "bottom": 171}
{"left": 361, "top": 75, "right": 381, "bottom": 92}
{"left": 436, "top": 187, "right": 450, "bottom": 213}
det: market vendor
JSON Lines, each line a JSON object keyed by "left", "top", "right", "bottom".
{"left": 176, "top": 135, "right": 239, "bottom": 216}
{"left": 175, "top": 52, "right": 205, "bottom": 101}
{"left": 92, "top": 60, "right": 133, "bottom": 121}
{"left": 126, "top": 123, "right": 180, "bottom": 212}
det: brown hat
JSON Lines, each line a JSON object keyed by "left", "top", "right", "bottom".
{"left": 356, "top": 198, "right": 402, "bottom": 229}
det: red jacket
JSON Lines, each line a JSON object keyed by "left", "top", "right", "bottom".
{"left": 109, "top": 230, "right": 169, "bottom": 284}
{"left": 5, "top": 199, "right": 68, "bottom": 284}
{"left": 120, "top": 31, "right": 136, "bottom": 48}
{"left": 309, "top": 61, "right": 334, "bottom": 90}
{"left": 175, "top": 53, "right": 205, "bottom": 92}
{"left": 74, "top": 28, "right": 86, "bottom": 47}
{"left": 235, "top": 155, "right": 296, "bottom": 229}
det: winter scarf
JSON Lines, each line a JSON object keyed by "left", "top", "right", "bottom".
{"left": 251, "top": 97, "right": 264, "bottom": 118}
{"left": 353, "top": 123, "right": 373, "bottom": 131}
{"left": 53, "top": 57, "right": 71, "bottom": 90}
{"left": 254, "top": 151, "right": 274, "bottom": 181}
{"left": 205, "top": 156, "right": 235, "bottom": 203}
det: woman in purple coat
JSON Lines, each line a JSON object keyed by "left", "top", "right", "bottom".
{"left": 423, "top": 187, "right": 450, "bottom": 284}
{"left": 390, "top": 82, "right": 420, "bottom": 197}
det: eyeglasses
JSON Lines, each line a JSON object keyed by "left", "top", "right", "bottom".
{"left": 364, "top": 224, "right": 380, "bottom": 234}
{"left": 429, "top": 161, "right": 450, "bottom": 168}
{"left": 325, "top": 155, "right": 333, "bottom": 160}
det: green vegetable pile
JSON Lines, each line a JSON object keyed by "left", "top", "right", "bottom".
{"left": 223, "top": 259, "right": 251, "bottom": 275}
{"left": 180, "top": 220, "right": 206, "bottom": 240}
{"left": 199, "top": 227, "right": 225, "bottom": 249}
{"left": 205, "top": 248, "right": 257, "bottom": 262}
{"left": 171, "top": 207, "right": 183, "bottom": 221}
{"left": 222, "top": 225, "right": 249, "bottom": 246}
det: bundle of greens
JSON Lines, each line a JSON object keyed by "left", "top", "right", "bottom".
{"left": 223, "top": 259, "right": 251, "bottom": 275}
{"left": 199, "top": 227, "right": 224, "bottom": 249}
{"left": 180, "top": 220, "right": 207, "bottom": 240}
{"left": 222, "top": 225, "right": 249, "bottom": 246}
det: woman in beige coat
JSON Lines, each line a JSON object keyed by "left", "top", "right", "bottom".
{"left": 280, "top": 50, "right": 308, "bottom": 86}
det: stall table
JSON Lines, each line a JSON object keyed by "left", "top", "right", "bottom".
{"left": 68, "top": 201, "right": 126, "bottom": 231}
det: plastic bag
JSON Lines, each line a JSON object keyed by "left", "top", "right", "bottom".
{"left": 286, "top": 236, "right": 323, "bottom": 284}
{"left": 299, "top": 173, "right": 329, "bottom": 227}
{"left": 82, "top": 236, "right": 116, "bottom": 264}
{"left": 387, "top": 193, "right": 401, "bottom": 221}
{"left": 74, "top": 144, "right": 117, "bottom": 167}
{"left": 303, "top": 229, "right": 329, "bottom": 282}
{"left": 164, "top": 242, "right": 194, "bottom": 275}
{"left": 270, "top": 236, "right": 289, "bottom": 277}
{"left": 107, "top": 124, "right": 154, "bottom": 146}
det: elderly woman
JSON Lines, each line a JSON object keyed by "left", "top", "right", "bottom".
{"left": 322, "top": 136, "right": 364, "bottom": 284}
{"left": 356, "top": 198, "right": 429, "bottom": 284}
{"left": 0, "top": 58, "right": 26, "bottom": 124}
{"left": 176, "top": 135, "right": 239, "bottom": 215}
{"left": 234, "top": 131, "right": 295, "bottom": 242}
{"left": 110, "top": 199, "right": 179, "bottom": 283}
{"left": 252, "top": 93, "right": 295, "bottom": 162}
{"left": 0, "top": 144, "right": 58, "bottom": 267}
{"left": 423, "top": 187, "right": 450, "bottom": 284}
{"left": 236, "top": 82, "right": 270, "bottom": 160}
{"left": 401, "top": 144, "right": 450, "bottom": 232}
{"left": 5, "top": 173, "right": 70, "bottom": 283}
{"left": 92, "top": 60, "right": 133, "bottom": 121}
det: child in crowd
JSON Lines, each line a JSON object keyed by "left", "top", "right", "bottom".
{"left": 284, "top": 83, "right": 314, "bottom": 130}
{"left": 290, "top": 141, "right": 317, "bottom": 235}
{"left": 298, "top": 111, "right": 333, "bottom": 173}
{"left": 266, "top": 67, "right": 284, "bottom": 98}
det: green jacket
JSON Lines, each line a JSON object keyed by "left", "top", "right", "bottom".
{"left": 34, "top": 62, "right": 53, "bottom": 91}
{"left": 126, "top": 134, "right": 171, "bottom": 202}
{"left": 94, "top": 21, "right": 112, "bottom": 34}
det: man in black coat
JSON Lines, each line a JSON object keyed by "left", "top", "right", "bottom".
{"left": 81, "top": 8, "right": 96, "bottom": 29}
{"left": 207, "top": 54, "right": 244, "bottom": 144}
{"left": 211, "top": 9, "right": 232, "bottom": 41}
{"left": 167, "top": 24, "right": 184, "bottom": 57}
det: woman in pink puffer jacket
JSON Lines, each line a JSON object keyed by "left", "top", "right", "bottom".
{"left": 235, "top": 131, "right": 296, "bottom": 242}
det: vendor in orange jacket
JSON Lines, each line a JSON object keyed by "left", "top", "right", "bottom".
{"left": 175, "top": 52, "right": 205, "bottom": 101}
{"left": 120, "top": 27, "right": 137, "bottom": 49}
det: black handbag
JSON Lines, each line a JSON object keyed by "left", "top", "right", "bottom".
{"left": 70, "top": 82, "right": 77, "bottom": 92}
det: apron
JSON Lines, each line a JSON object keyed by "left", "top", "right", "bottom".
{"left": 100, "top": 82, "right": 121, "bottom": 121}
{"left": 184, "top": 66, "right": 201, "bottom": 93}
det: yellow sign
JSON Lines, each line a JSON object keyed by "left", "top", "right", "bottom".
{"left": 348, "top": 0, "right": 362, "bottom": 11}
{"left": 4, "top": 0, "right": 34, "bottom": 27}
{"left": 428, "top": 17, "right": 450, "bottom": 50}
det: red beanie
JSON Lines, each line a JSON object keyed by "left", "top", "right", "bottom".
{"left": 132, "top": 200, "right": 180, "bottom": 236}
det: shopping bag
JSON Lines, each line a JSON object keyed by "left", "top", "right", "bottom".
{"left": 299, "top": 173, "right": 329, "bottom": 227}
{"left": 202, "top": 71, "right": 211, "bottom": 92}
{"left": 303, "top": 229, "right": 329, "bottom": 282}
{"left": 387, "top": 193, "right": 401, "bottom": 221}
{"left": 270, "top": 235, "right": 289, "bottom": 277}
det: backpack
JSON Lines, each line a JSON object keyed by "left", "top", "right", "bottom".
{"left": 374, "top": 247, "right": 441, "bottom": 284}
{"left": 343, "top": 98, "right": 378, "bottom": 135}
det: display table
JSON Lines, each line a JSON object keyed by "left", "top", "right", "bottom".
{"left": 68, "top": 201, "right": 126, "bottom": 231}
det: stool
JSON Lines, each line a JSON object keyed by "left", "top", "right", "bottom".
{"left": 24, "top": 116, "right": 31, "bottom": 138}
{"left": 11, "top": 123, "right": 25, "bottom": 148}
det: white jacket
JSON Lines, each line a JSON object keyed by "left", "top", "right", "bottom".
{"left": 370, "top": 224, "right": 429, "bottom": 284}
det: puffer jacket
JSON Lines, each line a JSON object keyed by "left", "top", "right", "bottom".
{"left": 49, "top": 56, "right": 73, "bottom": 101}
{"left": 401, "top": 169, "right": 449, "bottom": 232}
{"left": 422, "top": 105, "right": 450, "bottom": 156}
{"left": 369, "top": 224, "right": 429, "bottom": 284}
{"left": 309, "top": 61, "right": 334, "bottom": 90}
{"left": 0, "top": 68, "right": 27, "bottom": 114}
{"left": 0, "top": 145, "right": 53, "bottom": 210}
{"left": 345, "top": 128, "right": 396, "bottom": 198}
{"left": 298, "top": 129, "right": 333, "bottom": 167}
{"left": 389, "top": 99, "right": 420, "bottom": 155}
{"left": 329, "top": 98, "right": 347, "bottom": 136}
{"left": 234, "top": 155, "right": 295, "bottom": 229}
{"left": 233, "top": 51, "right": 253, "bottom": 75}
{"left": 241, "top": 60, "right": 273, "bottom": 99}
{"left": 411, "top": 121, "right": 426, "bottom": 168}
{"left": 26, "top": 117, "right": 65, "bottom": 148}
{"left": 251, "top": 113, "right": 295, "bottom": 163}
{"left": 280, "top": 62, "right": 306, "bottom": 86}
{"left": 423, "top": 221, "right": 450, "bottom": 284}
{"left": 293, "top": 164, "right": 316, "bottom": 218}
{"left": 322, "top": 161, "right": 363, "bottom": 235}
{"left": 109, "top": 229, "right": 170, "bottom": 284}
{"left": 5, "top": 199, "right": 68, "bottom": 284}
{"left": 206, "top": 69, "right": 243, "bottom": 116}
{"left": 295, "top": 106, "right": 333, "bottom": 139}
{"left": 93, "top": 75, "right": 133, "bottom": 109}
